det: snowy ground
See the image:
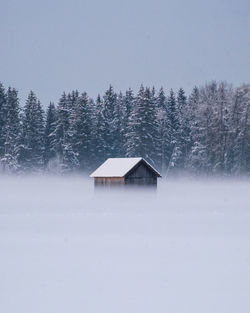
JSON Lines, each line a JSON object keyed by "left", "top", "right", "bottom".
{"left": 0, "top": 176, "right": 250, "bottom": 313}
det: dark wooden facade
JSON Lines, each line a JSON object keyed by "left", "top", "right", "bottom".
{"left": 94, "top": 159, "right": 160, "bottom": 188}
{"left": 124, "top": 161, "right": 157, "bottom": 186}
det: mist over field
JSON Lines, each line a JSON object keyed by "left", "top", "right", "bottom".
{"left": 1, "top": 176, "right": 250, "bottom": 313}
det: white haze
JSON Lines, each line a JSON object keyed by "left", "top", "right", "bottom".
{"left": 0, "top": 176, "right": 250, "bottom": 313}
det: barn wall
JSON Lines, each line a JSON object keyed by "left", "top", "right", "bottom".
{"left": 94, "top": 177, "right": 125, "bottom": 187}
{"left": 125, "top": 177, "right": 157, "bottom": 186}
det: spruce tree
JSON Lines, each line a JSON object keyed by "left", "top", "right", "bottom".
{"left": 177, "top": 87, "right": 190, "bottom": 169}
{"left": 155, "top": 87, "right": 170, "bottom": 173}
{"left": 94, "top": 94, "right": 106, "bottom": 166}
{"left": 55, "top": 92, "right": 70, "bottom": 158}
{"left": 44, "top": 102, "right": 57, "bottom": 166}
{"left": 55, "top": 91, "right": 80, "bottom": 172}
{"left": 0, "top": 88, "right": 21, "bottom": 172}
{"left": 19, "top": 91, "right": 45, "bottom": 172}
{"left": 186, "top": 86, "right": 207, "bottom": 173}
{"left": 166, "top": 89, "right": 181, "bottom": 173}
{"left": 0, "top": 83, "right": 7, "bottom": 157}
{"left": 123, "top": 88, "right": 134, "bottom": 154}
{"left": 188, "top": 82, "right": 219, "bottom": 174}
{"left": 126, "top": 85, "right": 146, "bottom": 158}
{"left": 126, "top": 85, "right": 158, "bottom": 165}
{"left": 113, "top": 91, "right": 125, "bottom": 157}
{"left": 102, "top": 85, "right": 117, "bottom": 158}
{"left": 70, "top": 92, "right": 94, "bottom": 172}
{"left": 213, "top": 82, "right": 231, "bottom": 173}
{"left": 229, "top": 85, "right": 250, "bottom": 174}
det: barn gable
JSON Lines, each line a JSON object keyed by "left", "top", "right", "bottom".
{"left": 125, "top": 159, "right": 161, "bottom": 178}
{"left": 124, "top": 160, "right": 159, "bottom": 185}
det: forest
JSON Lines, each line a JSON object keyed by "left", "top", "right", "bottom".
{"left": 0, "top": 81, "right": 249, "bottom": 176}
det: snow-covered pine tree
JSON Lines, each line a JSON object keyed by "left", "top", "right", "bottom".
{"left": 191, "top": 82, "right": 220, "bottom": 174}
{"left": 60, "top": 141, "right": 79, "bottom": 173}
{"left": 19, "top": 91, "right": 45, "bottom": 172}
{"left": 166, "top": 89, "right": 182, "bottom": 173}
{"left": 186, "top": 86, "right": 207, "bottom": 173}
{"left": 44, "top": 102, "right": 57, "bottom": 167}
{"left": 126, "top": 85, "right": 145, "bottom": 158}
{"left": 55, "top": 92, "right": 70, "bottom": 158}
{"left": 245, "top": 88, "right": 250, "bottom": 174}
{"left": 102, "top": 85, "right": 117, "bottom": 158}
{"left": 176, "top": 88, "right": 191, "bottom": 170}
{"left": 123, "top": 88, "right": 134, "bottom": 155}
{"left": 86, "top": 97, "right": 97, "bottom": 169}
{"left": 197, "top": 83, "right": 217, "bottom": 174}
{"left": 149, "top": 86, "right": 160, "bottom": 166}
{"left": 94, "top": 94, "right": 106, "bottom": 166}
{"left": 126, "top": 85, "right": 158, "bottom": 166}
{"left": 0, "top": 83, "right": 7, "bottom": 158}
{"left": 228, "top": 85, "right": 250, "bottom": 174}
{"left": 53, "top": 92, "right": 77, "bottom": 172}
{"left": 113, "top": 91, "right": 125, "bottom": 157}
{"left": 0, "top": 87, "right": 21, "bottom": 172}
{"left": 212, "top": 82, "right": 232, "bottom": 173}
{"left": 155, "top": 87, "right": 170, "bottom": 173}
{"left": 124, "top": 88, "right": 134, "bottom": 124}
{"left": 69, "top": 92, "right": 94, "bottom": 172}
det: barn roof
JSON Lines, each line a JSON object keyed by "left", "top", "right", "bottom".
{"left": 90, "top": 157, "right": 161, "bottom": 178}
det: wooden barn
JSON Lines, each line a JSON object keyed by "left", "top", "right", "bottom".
{"left": 90, "top": 157, "right": 161, "bottom": 187}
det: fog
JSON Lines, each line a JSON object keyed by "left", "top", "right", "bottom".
{"left": 0, "top": 176, "right": 250, "bottom": 313}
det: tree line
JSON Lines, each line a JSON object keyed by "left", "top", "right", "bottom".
{"left": 0, "top": 81, "right": 249, "bottom": 176}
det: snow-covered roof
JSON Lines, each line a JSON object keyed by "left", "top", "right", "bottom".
{"left": 90, "top": 157, "right": 161, "bottom": 178}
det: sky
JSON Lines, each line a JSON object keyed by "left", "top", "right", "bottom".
{"left": 1, "top": 0, "right": 250, "bottom": 106}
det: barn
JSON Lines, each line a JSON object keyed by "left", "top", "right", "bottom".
{"left": 90, "top": 157, "right": 161, "bottom": 187}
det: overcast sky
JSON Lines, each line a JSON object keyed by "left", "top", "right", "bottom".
{"left": 1, "top": 0, "right": 250, "bottom": 106}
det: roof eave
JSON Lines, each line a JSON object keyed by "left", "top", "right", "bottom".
{"left": 90, "top": 176, "right": 125, "bottom": 178}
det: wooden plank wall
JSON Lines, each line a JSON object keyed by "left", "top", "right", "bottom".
{"left": 94, "top": 177, "right": 125, "bottom": 187}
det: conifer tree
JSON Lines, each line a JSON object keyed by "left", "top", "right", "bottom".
{"left": 44, "top": 102, "right": 57, "bottom": 166}
{"left": 113, "top": 91, "right": 125, "bottom": 157}
{"left": 155, "top": 87, "right": 170, "bottom": 173}
{"left": 126, "top": 85, "right": 146, "bottom": 158}
{"left": 55, "top": 91, "right": 80, "bottom": 172}
{"left": 177, "top": 87, "right": 190, "bottom": 169}
{"left": 94, "top": 94, "right": 106, "bottom": 165}
{"left": 19, "top": 91, "right": 45, "bottom": 171}
{"left": 213, "top": 82, "right": 231, "bottom": 173}
{"left": 70, "top": 92, "right": 94, "bottom": 171}
{"left": 102, "top": 85, "right": 117, "bottom": 158}
{"left": 166, "top": 89, "right": 181, "bottom": 172}
{"left": 186, "top": 86, "right": 207, "bottom": 173}
{"left": 0, "top": 83, "right": 7, "bottom": 157}
{"left": 228, "top": 85, "right": 250, "bottom": 174}
{"left": 55, "top": 92, "right": 70, "bottom": 158}
{"left": 0, "top": 88, "right": 21, "bottom": 172}
{"left": 123, "top": 88, "right": 134, "bottom": 153}
{"left": 126, "top": 85, "right": 158, "bottom": 165}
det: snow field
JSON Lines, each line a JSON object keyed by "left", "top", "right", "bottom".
{"left": 0, "top": 176, "right": 250, "bottom": 313}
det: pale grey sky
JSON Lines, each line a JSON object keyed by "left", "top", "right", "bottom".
{"left": 1, "top": 0, "right": 249, "bottom": 105}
